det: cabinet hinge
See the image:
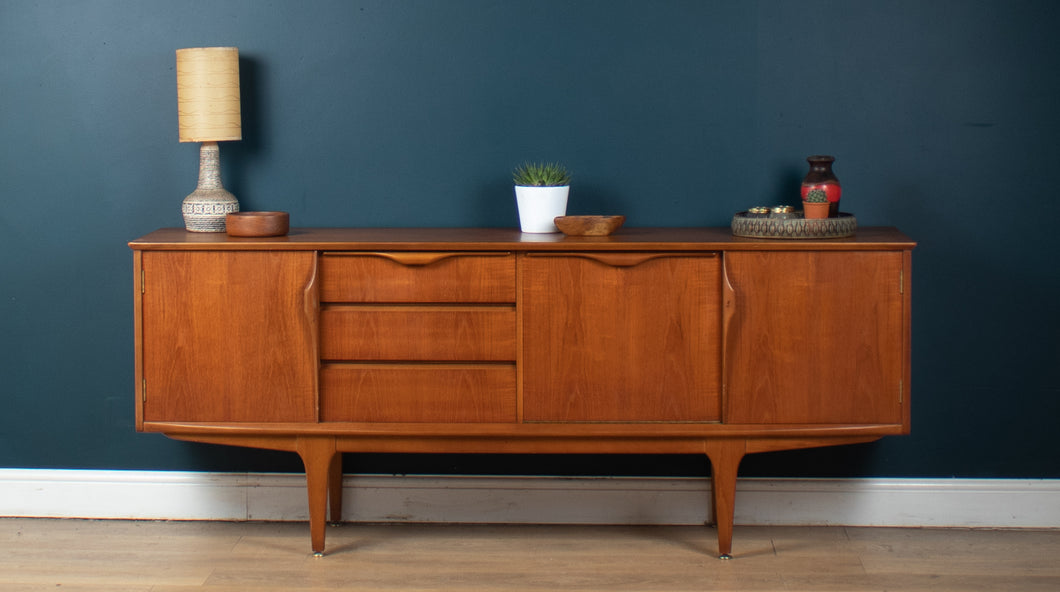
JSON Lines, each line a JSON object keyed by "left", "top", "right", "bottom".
{"left": 898, "top": 380, "right": 903, "bottom": 404}
{"left": 142, "top": 378, "right": 147, "bottom": 403}
{"left": 141, "top": 269, "right": 146, "bottom": 294}
{"left": 899, "top": 270, "right": 904, "bottom": 295}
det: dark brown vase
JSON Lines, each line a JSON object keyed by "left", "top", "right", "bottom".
{"left": 800, "top": 155, "right": 842, "bottom": 217}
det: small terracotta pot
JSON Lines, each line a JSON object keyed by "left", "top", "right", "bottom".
{"left": 802, "top": 201, "right": 830, "bottom": 219}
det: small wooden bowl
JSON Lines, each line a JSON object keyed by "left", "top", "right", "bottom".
{"left": 554, "top": 215, "right": 626, "bottom": 236}
{"left": 226, "top": 211, "right": 290, "bottom": 237}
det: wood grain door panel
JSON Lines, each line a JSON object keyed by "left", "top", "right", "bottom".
{"left": 140, "top": 251, "right": 318, "bottom": 423}
{"left": 723, "top": 251, "right": 905, "bottom": 424}
{"left": 522, "top": 253, "right": 722, "bottom": 422}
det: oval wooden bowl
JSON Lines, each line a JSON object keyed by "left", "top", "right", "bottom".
{"left": 554, "top": 215, "right": 626, "bottom": 236}
{"left": 226, "top": 212, "right": 290, "bottom": 237}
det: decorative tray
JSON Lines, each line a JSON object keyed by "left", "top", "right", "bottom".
{"left": 731, "top": 212, "right": 857, "bottom": 239}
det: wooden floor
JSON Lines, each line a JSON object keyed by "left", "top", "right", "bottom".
{"left": 2, "top": 518, "right": 1059, "bottom": 591}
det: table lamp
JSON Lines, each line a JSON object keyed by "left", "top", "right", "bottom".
{"left": 176, "top": 47, "right": 242, "bottom": 232}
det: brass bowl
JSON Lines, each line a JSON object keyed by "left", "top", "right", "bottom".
{"left": 225, "top": 211, "right": 290, "bottom": 237}
{"left": 554, "top": 215, "right": 626, "bottom": 236}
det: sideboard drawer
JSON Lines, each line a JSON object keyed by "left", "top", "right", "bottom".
{"left": 320, "top": 306, "right": 517, "bottom": 361}
{"left": 319, "top": 252, "right": 516, "bottom": 303}
{"left": 320, "top": 364, "right": 517, "bottom": 422}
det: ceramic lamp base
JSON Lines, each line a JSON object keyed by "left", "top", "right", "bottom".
{"left": 182, "top": 141, "right": 239, "bottom": 232}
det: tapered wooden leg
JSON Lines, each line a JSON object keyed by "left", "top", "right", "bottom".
{"left": 296, "top": 437, "right": 338, "bottom": 556}
{"left": 704, "top": 439, "right": 746, "bottom": 559}
{"left": 328, "top": 452, "right": 344, "bottom": 524}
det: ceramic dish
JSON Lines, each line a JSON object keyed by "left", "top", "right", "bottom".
{"left": 554, "top": 215, "right": 626, "bottom": 236}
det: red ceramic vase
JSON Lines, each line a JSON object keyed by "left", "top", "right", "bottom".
{"left": 800, "top": 155, "right": 842, "bottom": 217}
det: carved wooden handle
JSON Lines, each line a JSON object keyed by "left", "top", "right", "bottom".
{"left": 720, "top": 255, "right": 737, "bottom": 408}
{"left": 722, "top": 256, "right": 736, "bottom": 327}
{"left": 529, "top": 252, "right": 718, "bottom": 268}
{"left": 302, "top": 256, "right": 320, "bottom": 383}
{"left": 327, "top": 252, "right": 508, "bottom": 267}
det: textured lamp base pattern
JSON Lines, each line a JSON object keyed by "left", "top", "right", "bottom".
{"left": 182, "top": 196, "right": 239, "bottom": 232}
{"left": 181, "top": 141, "right": 239, "bottom": 232}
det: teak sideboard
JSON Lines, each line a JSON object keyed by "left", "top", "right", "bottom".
{"left": 129, "top": 227, "right": 914, "bottom": 558}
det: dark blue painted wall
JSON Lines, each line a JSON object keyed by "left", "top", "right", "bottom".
{"left": 2, "top": 1, "right": 1058, "bottom": 478}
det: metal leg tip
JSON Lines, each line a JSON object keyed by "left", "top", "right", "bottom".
{"left": 718, "top": 553, "right": 733, "bottom": 560}
{"left": 312, "top": 551, "right": 326, "bottom": 558}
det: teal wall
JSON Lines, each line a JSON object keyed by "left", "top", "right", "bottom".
{"left": 2, "top": 1, "right": 1058, "bottom": 478}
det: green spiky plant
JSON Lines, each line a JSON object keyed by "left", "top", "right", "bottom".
{"left": 512, "top": 162, "right": 572, "bottom": 187}
{"left": 805, "top": 188, "right": 828, "bottom": 203}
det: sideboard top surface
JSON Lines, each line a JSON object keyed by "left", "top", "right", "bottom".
{"left": 129, "top": 227, "right": 915, "bottom": 251}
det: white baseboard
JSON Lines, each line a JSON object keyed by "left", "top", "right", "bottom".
{"left": 2, "top": 469, "right": 1058, "bottom": 528}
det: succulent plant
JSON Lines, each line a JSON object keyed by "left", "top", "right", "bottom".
{"left": 805, "top": 188, "right": 828, "bottom": 203}
{"left": 512, "top": 162, "right": 572, "bottom": 187}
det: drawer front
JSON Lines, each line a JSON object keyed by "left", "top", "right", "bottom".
{"left": 320, "top": 306, "right": 517, "bottom": 361}
{"left": 319, "top": 252, "right": 516, "bottom": 303}
{"left": 320, "top": 364, "right": 516, "bottom": 422}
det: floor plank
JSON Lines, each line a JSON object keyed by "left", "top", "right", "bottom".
{"left": 1, "top": 519, "right": 1057, "bottom": 591}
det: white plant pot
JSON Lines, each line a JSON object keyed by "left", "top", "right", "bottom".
{"left": 515, "top": 185, "right": 569, "bottom": 233}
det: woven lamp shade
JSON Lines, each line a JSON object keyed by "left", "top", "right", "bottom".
{"left": 176, "top": 47, "right": 242, "bottom": 142}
